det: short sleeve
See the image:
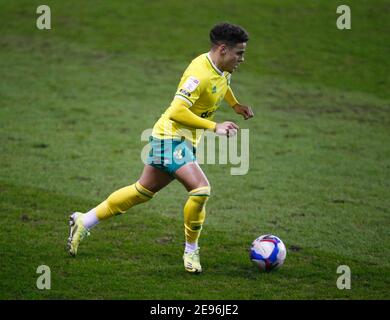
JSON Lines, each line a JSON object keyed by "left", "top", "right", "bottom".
{"left": 174, "top": 74, "right": 205, "bottom": 107}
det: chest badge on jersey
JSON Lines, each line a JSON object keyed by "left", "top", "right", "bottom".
{"left": 212, "top": 85, "right": 217, "bottom": 94}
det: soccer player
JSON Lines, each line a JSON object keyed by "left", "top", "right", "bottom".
{"left": 67, "top": 22, "right": 254, "bottom": 273}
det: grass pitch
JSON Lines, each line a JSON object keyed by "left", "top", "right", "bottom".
{"left": 0, "top": 0, "right": 389, "bottom": 299}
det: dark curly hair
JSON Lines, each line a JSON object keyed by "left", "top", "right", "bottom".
{"left": 210, "top": 22, "right": 249, "bottom": 47}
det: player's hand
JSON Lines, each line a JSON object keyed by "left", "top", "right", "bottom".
{"left": 233, "top": 104, "right": 254, "bottom": 120}
{"left": 215, "top": 121, "right": 239, "bottom": 137}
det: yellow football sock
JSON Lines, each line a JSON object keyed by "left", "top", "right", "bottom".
{"left": 184, "top": 186, "right": 210, "bottom": 244}
{"left": 95, "top": 181, "right": 155, "bottom": 220}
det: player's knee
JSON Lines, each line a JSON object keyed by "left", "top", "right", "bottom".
{"left": 133, "top": 181, "right": 156, "bottom": 203}
{"left": 185, "top": 186, "right": 210, "bottom": 215}
{"left": 189, "top": 185, "right": 211, "bottom": 201}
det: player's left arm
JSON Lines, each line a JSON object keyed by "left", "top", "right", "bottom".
{"left": 224, "top": 86, "right": 254, "bottom": 120}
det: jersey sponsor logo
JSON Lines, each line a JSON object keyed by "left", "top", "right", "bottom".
{"left": 182, "top": 76, "right": 200, "bottom": 93}
{"left": 200, "top": 110, "right": 216, "bottom": 118}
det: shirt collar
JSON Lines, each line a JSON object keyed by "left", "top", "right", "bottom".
{"left": 206, "top": 52, "right": 224, "bottom": 76}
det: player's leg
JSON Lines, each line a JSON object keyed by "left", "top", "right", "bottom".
{"left": 68, "top": 165, "right": 174, "bottom": 256}
{"left": 92, "top": 164, "right": 174, "bottom": 221}
{"left": 174, "top": 162, "right": 210, "bottom": 273}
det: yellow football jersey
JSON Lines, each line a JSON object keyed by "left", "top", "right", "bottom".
{"left": 152, "top": 52, "right": 234, "bottom": 146}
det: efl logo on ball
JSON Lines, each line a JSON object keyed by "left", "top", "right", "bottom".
{"left": 250, "top": 234, "right": 286, "bottom": 272}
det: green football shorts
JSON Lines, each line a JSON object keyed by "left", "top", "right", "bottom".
{"left": 146, "top": 136, "right": 197, "bottom": 176}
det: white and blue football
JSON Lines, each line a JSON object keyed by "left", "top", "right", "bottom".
{"left": 250, "top": 234, "right": 287, "bottom": 272}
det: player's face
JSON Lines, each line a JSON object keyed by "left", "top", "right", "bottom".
{"left": 222, "top": 42, "right": 247, "bottom": 73}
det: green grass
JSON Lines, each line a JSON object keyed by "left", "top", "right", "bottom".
{"left": 0, "top": 0, "right": 389, "bottom": 299}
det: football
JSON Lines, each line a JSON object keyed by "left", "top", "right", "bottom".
{"left": 250, "top": 234, "right": 287, "bottom": 272}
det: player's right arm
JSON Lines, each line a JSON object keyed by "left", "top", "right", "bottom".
{"left": 167, "top": 74, "right": 239, "bottom": 136}
{"left": 167, "top": 99, "right": 239, "bottom": 136}
{"left": 167, "top": 98, "right": 216, "bottom": 131}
